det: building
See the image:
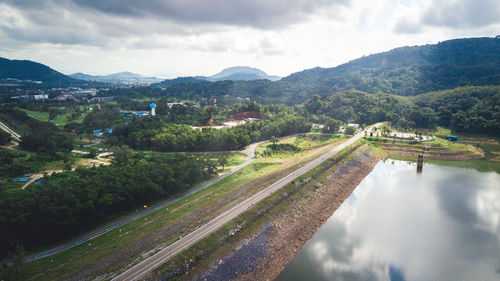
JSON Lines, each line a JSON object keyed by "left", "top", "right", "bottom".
{"left": 33, "top": 94, "right": 49, "bottom": 101}
{"left": 54, "top": 94, "right": 80, "bottom": 102}
{"left": 150, "top": 103, "right": 156, "bottom": 116}
{"left": 166, "top": 102, "right": 185, "bottom": 109}
{"left": 347, "top": 123, "right": 360, "bottom": 128}
{"left": 120, "top": 110, "right": 150, "bottom": 117}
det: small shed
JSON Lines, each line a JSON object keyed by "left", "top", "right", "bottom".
{"left": 446, "top": 136, "right": 458, "bottom": 142}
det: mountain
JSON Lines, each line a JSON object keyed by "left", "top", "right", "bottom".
{"left": 0, "top": 57, "right": 81, "bottom": 85}
{"left": 282, "top": 37, "right": 500, "bottom": 96}
{"left": 70, "top": 72, "right": 97, "bottom": 80}
{"left": 69, "top": 71, "right": 160, "bottom": 83}
{"left": 208, "top": 66, "right": 280, "bottom": 81}
{"left": 104, "top": 71, "right": 147, "bottom": 80}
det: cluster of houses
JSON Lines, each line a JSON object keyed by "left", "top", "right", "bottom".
{"left": 10, "top": 88, "right": 106, "bottom": 103}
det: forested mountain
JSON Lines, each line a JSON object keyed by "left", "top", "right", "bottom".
{"left": 0, "top": 57, "right": 81, "bottom": 85}
{"left": 150, "top": 37, "right": 500, "bottom": 105}
{"left": 283, "top": 37, "right": 500, "bottom": 96}
{"left": 158, "top": 76, "right": 208, "bottom": 86}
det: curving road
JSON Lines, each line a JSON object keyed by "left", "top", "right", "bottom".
{"left": 112, "top": 123, "right": 383, "bottom": 281}
{"left": 23, "top": 142, "right": 261, "bottom": 262}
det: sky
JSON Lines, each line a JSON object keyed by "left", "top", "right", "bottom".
{"left": 0, "top": 0, "right": 498, "bottom": 78}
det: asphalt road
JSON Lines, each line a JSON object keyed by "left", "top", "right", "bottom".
{"left": 112, "top": 123, "right": 383, "bottom": 281}
{"left": 0, "top": 120, "right": 21, "bottom": 141}
{"left": 23, "top": 142, "right": 261, "bottom": 262}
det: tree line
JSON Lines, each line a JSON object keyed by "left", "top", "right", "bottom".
{"left": 108, "top": 115, "right": 312, "bottom": 152}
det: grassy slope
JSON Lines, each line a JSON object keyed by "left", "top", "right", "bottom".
{"left": 375, "top": 136, "right": 500, "bottom": 173}
{"left": 16, "top": 108, "right": 49, "bottom": 122}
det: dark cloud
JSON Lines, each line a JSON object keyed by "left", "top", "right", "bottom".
{"left": 394, "top": 0, "right": 500, "bottom": 34}
{"left": 3, "top": 0, "right": 349, "bottom": 30}
{"left": 421, "top": 0, "right": 500, "bottom": 29}
{"left": 0, "top": 0, "right": 349, "bottom": 49}
{"left": 73, "top": 0, "right": 349, "bottom": 28}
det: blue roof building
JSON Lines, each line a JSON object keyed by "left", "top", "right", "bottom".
{"left": 13, "top": 177, "right": 31, "bottom": 182}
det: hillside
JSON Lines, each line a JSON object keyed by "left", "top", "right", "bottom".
{"left": 158, "top": 76, "right": 208, "bottom": 86}
{"left": 0, "top": 57, "right": 81, "bottom": 85}
{"left": 300, "top": 85, "right": 499, "bottom": 135}
{"left": 283, "top": 37, "right": 500, "bottom": 96}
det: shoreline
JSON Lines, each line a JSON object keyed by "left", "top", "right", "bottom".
{"left": 193, "top": 145, "right": 384, "bottom": 281}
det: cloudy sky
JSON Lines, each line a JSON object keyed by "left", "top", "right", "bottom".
{"left": 0, "top": 0, "right": 498, "bottom": 78}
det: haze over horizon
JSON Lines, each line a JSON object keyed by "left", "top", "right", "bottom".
{"left": 0, "top": 0, "right": 498, "bottom": 78}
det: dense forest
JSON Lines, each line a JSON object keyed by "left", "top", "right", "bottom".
{"left": 412, "top": 86, "right": 500, "bottom": 134}
{"left": 0, "top": 153, "right": 217, "bottom": 255}
{"left": 299, "top": 86, "right": 499, "bottom": 135}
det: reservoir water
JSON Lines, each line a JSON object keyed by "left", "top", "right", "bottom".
{"left": 276, "top": 160, "right": 500, "bottom": 281}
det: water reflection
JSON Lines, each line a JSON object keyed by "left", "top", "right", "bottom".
{"left": 277, "top": 161, "right": 500, "bottom": 281}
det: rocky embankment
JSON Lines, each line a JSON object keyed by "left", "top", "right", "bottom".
{"left": 195, "top": 146, "right": 383, "bottom": 281}
{"left": 376, "top": 142, "right": 483, "bottom": 160}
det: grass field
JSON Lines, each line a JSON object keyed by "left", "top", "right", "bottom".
{"left": 255, "top": 134, "right": 343, "bottom": 159}
{"left": 16, "top": 108, "right": 50, "bottom": 122}
{"left": 16, "top": 107, "right": 88, "bottom": 127}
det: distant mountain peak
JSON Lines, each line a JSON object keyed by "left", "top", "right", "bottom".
{"left": 209, "top": 66, "right": 280, "bottom": 81}
{"left": 69, "top": 71, "right": 159, "bottom": 82}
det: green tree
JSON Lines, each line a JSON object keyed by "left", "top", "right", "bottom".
{"left": 88, "top": 148, "right": 98, "bottom": 159}
{"left": 112, "top": 145, "right": 134, "bottom": 166}
{"left": 345, "top": 126, "right": 356, "bottom": 135}
{"left": 271, "top": 136, "right": 278, "bottom": 145}
{"left": 217, "top": 153, "right": 229, "bottom": 170}
{"left": 0, "top": 130, "right": 11, "bottom": 145}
